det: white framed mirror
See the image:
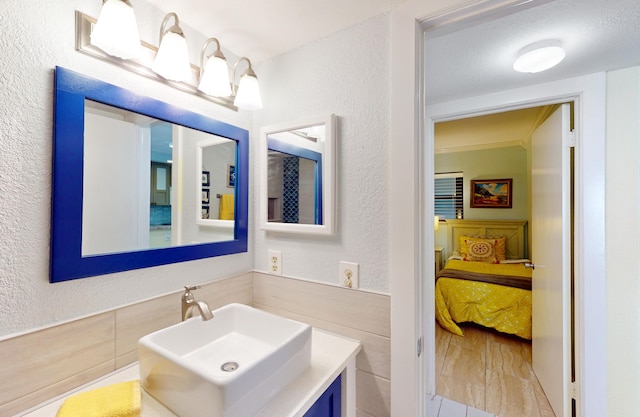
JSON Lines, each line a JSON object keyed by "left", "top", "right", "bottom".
{"left": 259, "top": 114, "right": 337, "bottom": 235}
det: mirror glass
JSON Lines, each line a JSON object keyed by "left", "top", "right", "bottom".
{"left": 51, "top": 67, "right": 248, "bottom": 282}
{"left": 82, "top": 101, "right": 237, "bottom": 257}
{"left": 267, "top": 137, "right": 322, "bottom": 225}
{"left": 196, "top": 137, "right": 237, "bottom": 228}
{"left": 260, "top": 114, "right": 336, "bottom": 235}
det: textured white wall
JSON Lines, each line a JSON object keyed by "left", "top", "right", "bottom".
{"left": 0, "top": 0, "right": 253, "bottom": 338}
{"left": 252, "top": 14, "right": 391, "bottom": 292}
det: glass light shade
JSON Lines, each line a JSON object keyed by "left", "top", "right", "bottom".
{"left": 513, "top": 46, "right": 566, "bottom": 73}
{"left": 152, "top": 32, "right": 192, "bottom": 82}
{"left": 198, "top": 56, "right": 232, "bottom": 97}
{"left": 234, "top": 74, "right": 263, "bottom": 110}
{"left": 90, "top": 0, "right": 141, "bottom": 60}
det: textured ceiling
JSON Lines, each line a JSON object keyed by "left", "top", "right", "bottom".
{"left": 140, "top": 0, "right": 640, "bottom": 148}
{"left": 429, "top": 0, "right": 640, "bottom": 149}
{"left": 426, "top": 0, "right": 640, "bottom": 103}
{"left": 143, "top": 0, "right": 406, "bottom": 63}
{"left": 142, "top": 0, "right": 640, "bottom": 96}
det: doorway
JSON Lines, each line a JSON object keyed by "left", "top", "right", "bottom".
{"left": 387, "top": 3, "right": 609, "bottom": 416}
{"left": 421, "top": 73, "right": 606, "bottom": 417}
{"left": 432, "top": 103, "right": 571, "bottom": 417}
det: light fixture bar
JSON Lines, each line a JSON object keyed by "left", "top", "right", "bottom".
{"left": 75, "top": 11, "right": 238, "bottom": 111}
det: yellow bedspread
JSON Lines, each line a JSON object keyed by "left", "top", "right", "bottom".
{"left": 435, "top": 259, "right": 532, "bottom": 339}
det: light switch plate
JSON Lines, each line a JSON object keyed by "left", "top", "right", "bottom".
{"left": 339, "top": 261, "right": 359, "bottom": 289}
{"left": 269, "top": 250, "right": 282, "bottom": 275}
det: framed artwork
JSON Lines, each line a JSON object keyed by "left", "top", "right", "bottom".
{"left": 470, "top": 178, "right": 512, "bottom": 208}
{"left": 201, "top": 206, "right": 210, "bottom": 219}
{"left": 227, "top": 164, "right": 236, "bottom": 188}
{"left": 201, "top": 189, "right": 210, "bottom": 204}
{"left": 201, "top": 171, "right": 210, "bottom": 187}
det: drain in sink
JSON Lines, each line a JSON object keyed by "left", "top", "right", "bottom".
{"left": 221, "top": 361, "right": 239, "bottom": 372}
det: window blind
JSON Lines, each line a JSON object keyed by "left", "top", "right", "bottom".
{"left": 435, "top": 172, "right": 463, "bottom": 220}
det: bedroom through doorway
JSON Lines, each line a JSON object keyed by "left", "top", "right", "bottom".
{"left": 432, "top": 103, "right": 573, "bottom": 417}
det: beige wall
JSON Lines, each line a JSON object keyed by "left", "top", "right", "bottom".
{"left": 253, "top": 273, "right": 390, "bottom": 417}
{"left": 0, "top": 274, "right": 253, "bottom": 416}
{"left": 434, "top": 146, "right": 529, "bottom": 257}
{"left": 605, "top": 66, "right": 640, "bottom": 417}
{"left": 434, "top": 146, "right": 529, "bottom": 221}
{"left": 0, "top": 273, "right": 390, "bottom": 417}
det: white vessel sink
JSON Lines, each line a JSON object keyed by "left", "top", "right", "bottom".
{"left": 138, "top": 303, "right": 312, "bottom": 417}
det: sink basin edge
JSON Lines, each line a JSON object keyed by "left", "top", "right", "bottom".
{"left": 138, "top": 303, "right": 313, "bottom": 417}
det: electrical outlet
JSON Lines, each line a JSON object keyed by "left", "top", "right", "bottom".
{"left": 269, "top": 250, "right": 282, "bottom": 275}
{"left": 339, "top": 261, "right": 359, "bottom": 289}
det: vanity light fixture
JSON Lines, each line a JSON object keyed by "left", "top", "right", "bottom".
{"left": 513, "top": 41, "right": 566, "bottom": 73}
{"left": 232, "top": 57, "right": 263, "bottom": 110}
{"left": 90, "top": 0, "right": 141, "bottom": 59}
{"left": 152, "top": 13, "right": 192, "bottom": 82}
{"left": 198, "top": 38, "right": 232, "bottom": 97}
{"left": 76, "top": 8, "right": 263, "bottom": 111}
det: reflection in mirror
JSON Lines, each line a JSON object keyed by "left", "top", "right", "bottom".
{"left": 259, "top": 114, "right": 336, "bottom": 235}
{"left": 51, "top": 67, "right": 248, "bottom": 282}
{"left": 196, "top": 137, "right": 236, "bottom": 228}
{"left": 267, "top": 140, "right": 322, "bottom": 225}
{"left": 81, "top": 101, "right": 237, "bottom": 257}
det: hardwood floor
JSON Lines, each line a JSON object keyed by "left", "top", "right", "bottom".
{"left": 435, "top": 322, "right": 556, "bottom": 417}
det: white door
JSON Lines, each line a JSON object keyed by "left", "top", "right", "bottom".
{"left": 531, "top": 103, "right": 572, "bottom": 417}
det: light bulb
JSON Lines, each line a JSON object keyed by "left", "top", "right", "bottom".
{"left": 152, "top": 31, "right": 192, "bottom": 82}
{"left": 514, "top": 45, "right": 565, "bottom": 73}
{"left": 234, "top": 74, "right": 262, "bottom": 110}
{"left": 198, "top": 55, "right": 232, "bottom": 97}
{"left": 91, "top": 0, "right": 141, "bottom": 60}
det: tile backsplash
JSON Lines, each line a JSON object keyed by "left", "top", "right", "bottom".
{"left": 2, "top": 272, "right": 390, "bottom": 417}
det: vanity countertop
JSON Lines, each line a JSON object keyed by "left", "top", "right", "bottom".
{"left": 20, "top": 328, "right": 361, "bottom": 417}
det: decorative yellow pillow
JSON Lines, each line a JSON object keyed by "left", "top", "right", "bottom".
{"left": 459, "top": 235, "right": 506, "bottom": 260}
{"left": 463, "top": 237, "right": 499, "bottom": 263}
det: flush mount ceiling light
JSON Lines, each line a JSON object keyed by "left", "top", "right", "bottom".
{"left": 152, "top": 13, "right": 192, "bottom": 82}
{"left": 513, "top": 41, "right": 566, "bottom": 73}
{"left": 90, "top": 0, "right": 141, "bottom": 59}
{"left": 198, "top": 38, "right": 232, "bottom": 97}
{"left": 233, "top": 57, "right": 263, "bottom": 110}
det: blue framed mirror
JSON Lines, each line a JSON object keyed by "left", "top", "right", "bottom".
{"left": 50, "top": 67, "right": 248, "bottom": 282}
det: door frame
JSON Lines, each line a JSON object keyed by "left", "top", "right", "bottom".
{"left": 422, "top": 73, "right": 606, "bottom": 416}
{"left": 389, "top": 2, "right": 606, "bottom": 416}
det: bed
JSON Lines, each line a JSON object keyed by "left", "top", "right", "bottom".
{"left": 435, "top": 219, "right": 532, "bottom": 339}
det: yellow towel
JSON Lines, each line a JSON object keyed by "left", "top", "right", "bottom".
{"left": 56, "top": 380, "right": 140, "bottom": 417}
{"left": 219, "top": 194, "right": 235, "bottom": 220}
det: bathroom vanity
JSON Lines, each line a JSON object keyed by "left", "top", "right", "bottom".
{"left": 20, "top": 328, "right": 360, "bottom": 417}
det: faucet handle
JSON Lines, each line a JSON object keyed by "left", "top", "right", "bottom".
{"left": 182, "top": 285, "right": 201, "bottom": 301}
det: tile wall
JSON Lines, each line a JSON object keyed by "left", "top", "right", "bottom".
{"left": 253, "top": 273, "right": 391, "bottom": 417}
{"left": 0, "top": 272, "right": 390, "bottom": 417}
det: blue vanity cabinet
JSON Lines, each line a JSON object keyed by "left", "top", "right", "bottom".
{"left": 303, "top": 375, "right": 341, "bottom": 417}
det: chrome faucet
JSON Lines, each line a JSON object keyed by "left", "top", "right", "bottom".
{"left": 181, "top": 285, "right": 214, "bottom": 321}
